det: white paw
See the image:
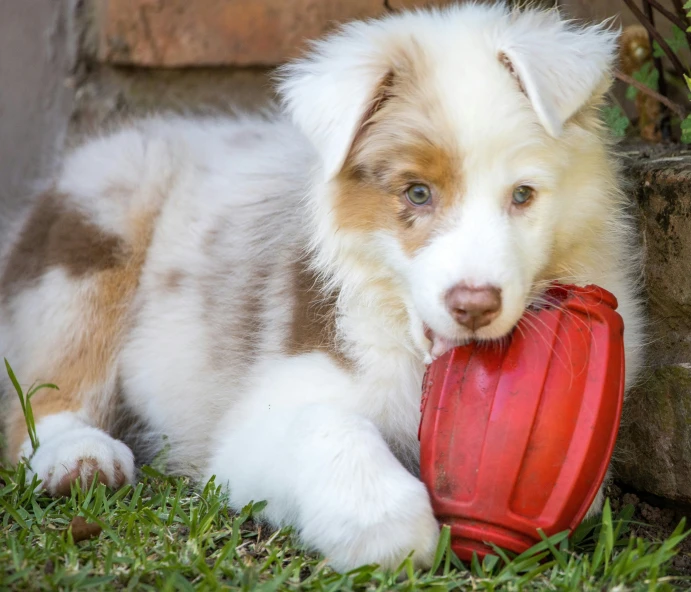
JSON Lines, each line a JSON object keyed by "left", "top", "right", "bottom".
{"left": 300, "top": 472, "right": 440, "bottom": 572}
{"left": 22, "top": 414, "right": 134, "bottom": 496}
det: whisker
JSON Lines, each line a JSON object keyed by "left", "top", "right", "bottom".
{"left": 521, "top": 309, "right": 574, "bottom": 378}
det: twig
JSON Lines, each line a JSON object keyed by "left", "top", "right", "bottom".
{"left": 644, "top": 0, "right": 687, "bottom": 31}
{"left": 622, "top": 0, "right": 687, "bottom": 79}
{"left": 670, "top": 0, "right": 686, "bottom": 19}
{"left": 643, "top": 0, "right": 672, "bottom": 139}
{"left": 668, "top": 0, "right": 691, "bottom": 55}
{"left": 614, "top": 70, "right": 687, "bottom": 118}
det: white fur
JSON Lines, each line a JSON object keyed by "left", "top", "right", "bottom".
{"left": 2, "top": 269, "right": 88, "bottom": 382}
{"left": 21, "top": 412, "right": 135, "bottom": 494}
{"left": 1, "top": 4, "right": 643, "bottom": 571}
{"left": 207, "top": 353, "right": 438, "bottom": 571}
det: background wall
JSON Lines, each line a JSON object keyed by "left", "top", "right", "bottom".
{"left": 0, "top": 0, "right": 78, "bottom": 235}
{"left": 0, "top": 0, "right": 668, "bottom": 226}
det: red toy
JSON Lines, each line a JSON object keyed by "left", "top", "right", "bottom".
{"left": 418, "top": 284, "right": 625, "bottom": 561}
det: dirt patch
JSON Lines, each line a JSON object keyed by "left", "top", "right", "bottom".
{"left": 608, "top": 481, "right": 691, "bottom": 575}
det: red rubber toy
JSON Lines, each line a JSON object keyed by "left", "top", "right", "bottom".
{"left": 418, "top": 284, "right": 625, "bottom": 561}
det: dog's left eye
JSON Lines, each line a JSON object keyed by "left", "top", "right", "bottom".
{"left": 512, "top": 185, "right": 535, "bottom": 206}
{"left": 405, "top": 184, "right": 432, "bottom": 206}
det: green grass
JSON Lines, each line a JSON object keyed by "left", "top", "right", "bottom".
{"left": 4, "top": 358, "right": 59, "bottom": 458}
{"left": 2, "top": 361, "right": 690, "bottom": 590}
{"left": 0, "top": 463, "right": 690, "bottom": 591}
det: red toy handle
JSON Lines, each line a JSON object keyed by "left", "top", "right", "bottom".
{"left": 419, "top": 284, "right": 625, "bottom": 561}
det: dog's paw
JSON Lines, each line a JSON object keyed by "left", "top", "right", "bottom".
{"left": 22, "top": 415, "right": 134, "bottom": 496}
{"left": 301, "top": 472, "right": 440, "bottom": 572}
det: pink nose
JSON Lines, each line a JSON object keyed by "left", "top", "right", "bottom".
{"left": 445, "top": 284, "right": 502, "bottom": 331}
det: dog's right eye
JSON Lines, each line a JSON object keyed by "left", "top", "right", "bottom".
{"left": 405, "top": 184, "right": 432, "bottom": 206}
{"left": 512, "top": 185, "right": 535, "bottom": 206}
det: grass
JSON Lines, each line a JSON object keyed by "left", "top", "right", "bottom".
{"left": 2, "top": 362, "right": 691, "bottom": 590}
{"left": 4, "top": 358, "right": 58, "bottom": 457}
{"left": 0, "top": 462, "right": 690, "bottom": 591}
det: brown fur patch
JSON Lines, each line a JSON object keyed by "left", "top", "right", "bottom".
{"left": 162, "top": 269, "right": 184, "bottom": 291}
{"left": 332, "top": 55, "right": 464, "bottom": 256}
{"left": 232, "top": 263, "right": 270, "bottom": 369}
{"left": 1, "top": 192, "right": 126, "bottom": 301}
{"left": 285, "top": 256, "right": 348, "bottom": 367}
{"left": 200, "top": 215, "right": 273, "bottom": 372}
{"left": 335, "top": 133, "right": 463, "bottom": 257}
{"left": 6, "top": 200, "right": 158, "bottom": 462}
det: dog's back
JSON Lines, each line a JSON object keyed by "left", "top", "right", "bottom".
{"left": 0, "top": 115, "right": 317, "bottom": 466}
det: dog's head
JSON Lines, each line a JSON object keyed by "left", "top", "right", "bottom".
{"left": 279, "top": 4, "right": 619, "bottom": 359}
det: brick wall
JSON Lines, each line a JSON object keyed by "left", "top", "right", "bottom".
{"left": 97, "top": 0, "right": 684, "bottom": 69}
{"left": 3, "top": 0, "right": 684, "bottom": 190}
{"left": 68, "top": 0, "right": 459, "bottom": 137}
{"left": 97, "top": 0, "right": 453, "bottom": 67}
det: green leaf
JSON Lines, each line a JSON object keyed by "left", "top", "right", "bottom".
{"left": 627, "top": 62, "right": 659, "bottom": 100}
{"left": 26, "top": 383, "right": 59, "bottom": 399}
{"left": 431, "top": 524, "right": 451, "bottom": 573}
{"left": 537, "top": 528, "right": 567, "bottom": 570}
{"left": 4, "top": 358, "right": 24, "bottom": 405}
{"left": 681, "top": 116, "right": 691, "bottom": 143}
{"left": 0, "top": 498, "right": 29, "bottom": 529}
{"left": 602, "top": 105, "right": 630, "bottom": 138}
{"left": 4, "top": 358, "right": 40, "bottom": 452}
{"left": 653, "top": 27, "right": 687, "bottom": 59}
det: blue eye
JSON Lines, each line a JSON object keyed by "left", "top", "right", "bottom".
{"left": 405, "top": 184, "right": 432, "bottom": 206}
{"left": 512, "top": 185, "right": 535, "bottom": 206}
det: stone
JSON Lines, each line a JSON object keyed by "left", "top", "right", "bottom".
{"left": 612, "top": 148, "right": 691, "bottom": 503}
{"left": 615, "top": 364, "right": 691, "bottom": 503}
{"left": 628, "top": 149, "right": 691, "bottom": 368}
{"left": 68, "top": 66, "right": 274, "bottom": 139}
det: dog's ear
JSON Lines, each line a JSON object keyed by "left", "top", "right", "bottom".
{"left": 278, "top": 23, "right": 398, "bottom": 181}
{"left": 498, "top": 11, "right": 618, "bottom": 137}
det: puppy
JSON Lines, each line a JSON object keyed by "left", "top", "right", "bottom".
{"left": 0, "top": 2, "right": 643, "bottom": 571}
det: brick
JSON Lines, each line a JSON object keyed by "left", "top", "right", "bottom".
{"left": 98, "top": 0, "right": 452, "bottom": 67}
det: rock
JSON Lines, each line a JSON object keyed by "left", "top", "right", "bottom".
{"left": 629, "top": 149, "right": 691, "bottom": 367}
{"left": 615, "top": 365, "right": 691, "bottom": 503}
{"left": 613, "top": 147, "right": 691, "bottom": 503}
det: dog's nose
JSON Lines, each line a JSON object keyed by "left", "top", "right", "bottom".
{"left": 445, "top": 284, "right": 502, "bottom": 331}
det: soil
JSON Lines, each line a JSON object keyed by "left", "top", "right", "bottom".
{"left": 608, "top": 481, "right": 691, "bottom": 575}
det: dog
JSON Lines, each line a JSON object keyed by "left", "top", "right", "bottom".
{"left": 0, "top": 2, "right": 643, "bottom": 571}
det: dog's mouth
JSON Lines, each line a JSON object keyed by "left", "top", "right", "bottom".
{"left": 423, "top": 324, "right": 467, "bottom": 362}
{"left": 422, "top": 285, "right": 569, "bottom": 362}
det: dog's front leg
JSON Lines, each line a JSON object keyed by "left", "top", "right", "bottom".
{"left": 206, "top": 353, "right": 439, "bottom": 572}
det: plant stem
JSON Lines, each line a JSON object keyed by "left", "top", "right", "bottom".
{"left": 644, "top": 0, "right": 688, "bottom": 31}
{"left": 644, "top": 0, "right": 672, "bottom": 139}
{"left": 622, "top": 0, "right": 688, "bottom": 79}
{"left": 614, "top": 70, "right": 687, "bottom": 117}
